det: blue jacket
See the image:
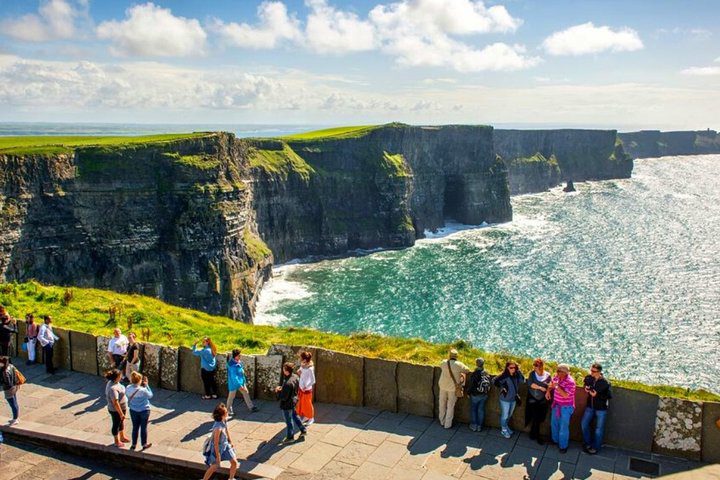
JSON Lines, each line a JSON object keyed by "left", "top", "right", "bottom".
{"left": 126, "top": 384, "right": 153, "bottom": 411}
{"left": 192, "top": 345, "right": 217, "bottom": 371}
{"left": 227, "top": 358, "right": 247, "bottom": 391}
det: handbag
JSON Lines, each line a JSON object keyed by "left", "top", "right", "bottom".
{"left": 21, "top": 342, "right": 27, "bottom": 352}
{"left": 15, "top": 369, "right": 26, "bottom": 386}
{"left": 446, "top": 361, "right": 464, "bottom": 398}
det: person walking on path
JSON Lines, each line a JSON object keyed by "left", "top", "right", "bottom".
{"left": 37, "top": 316, "right": 59, "bottom": 374}
{"left": 125, "top": 371, "right": 153, "bottom": 451}
{"left": 525, "top": 358, "right": 551, "bottom": 444}
{"left": 0, "top": 307, "right": 18, "bottom": 357}
{"left": 105, "top": 369, "right": 130, "bottom": 448}
{"left": 193, "top": 337, "right": 218, "bottom": 400}
{"left": 0, "top": 356, "right": 22, "bottom": 426}
{"left": 581, "top": 363, "right": 612, "bottom": 454}
{"left": 226, "top": 349, "right": 258, "bottom": 417}
{"left": 107, "top": 328, "right": 129, "bottom": 372}
{"left": 494, "top": 360, "right": 525, "bottom": 438}
{"left": 438, "top": 349, "right": 470, "bottom": 429}
{"left": 202, "top": 403, "right": 238, "bottom": 480}
{"left": 24, "top": 314, "right": 39, "bottom": 366}
{"left": 296, "top": 351, "right": 316, "bottom": 426}
{"left": 466, "top": 357, "right": 491, "bottom": 432}
{"left": 547, "top": 364, "right": 576, "bottom": 453}
{"left": 124, "top": 332, "right": 141, "bottom": 381}
{"left": 275, "top": 362, "right": 306, "bottom": 443}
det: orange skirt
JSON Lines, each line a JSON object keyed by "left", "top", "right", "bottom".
{"left": 296, "top": 388, "right": 314, "bottom": 419}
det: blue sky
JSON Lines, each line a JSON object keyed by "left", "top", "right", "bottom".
{"left": 0, "top": 0, "right": 718, "bottom": 130}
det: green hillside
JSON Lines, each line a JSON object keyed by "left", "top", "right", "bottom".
{"left": 0, "top": 133, "right": 210, "bottom": 155}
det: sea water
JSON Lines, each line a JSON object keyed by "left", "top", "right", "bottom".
{"left": 256, "top": 155, "right": 720, "bottom": 393}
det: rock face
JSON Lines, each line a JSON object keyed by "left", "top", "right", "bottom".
{"left": 505, "top": 153, "right": 560, "bottom": 195}
{"left": 619, "top": 129, "right": 720, "bottom": 158}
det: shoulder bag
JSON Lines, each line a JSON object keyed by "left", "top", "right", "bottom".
{"left": 446, "top": 361, "right": 464, "bottom": 398}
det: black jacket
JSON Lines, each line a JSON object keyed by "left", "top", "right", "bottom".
{"left": 278, "top": 373, "right": 299, "bottom": 410}
{"left": 0, "top": 320, "right": 17, "bottom": 343}
{"left": 583, "top": 375, "right": 612, "bottom": 410}
{"left": 466, "top": 369, "right": 492, "bottom": 396}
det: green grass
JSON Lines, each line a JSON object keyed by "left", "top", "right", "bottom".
{"left": 0, "top": 281, "right": 716, "bottom": 401}
{"left": 0, "top": 133, "right": 211, "bottom": 156}
{"left": 242, "top": 226, "right": 272, "bottom": 263}
{"left": 508, "top": 153, "right": 558, "bottom": 166}
{"left": 381, "top": 151, "right": 411, "bottom": 177}
{"left": 247, "top": 143, "right": 315, "bottom": 180}
{"left": 162, "top": 152, "right": 221, "bottom": 170}
{"left": 283, "top": 125, "right": 380, "bottom": 141}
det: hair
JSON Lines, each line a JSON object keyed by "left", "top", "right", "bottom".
{"left": 231, "top": 348, "right": 241, "bottom": 359}
{"left": 43, "top": 315, "right": 52, "bottom": 324}
{"left": 212, "top": 403, "right": 228, "bottom": 422}
{"left": 205, "top": 337, "right": 217, "bottom": 357}
{"left": 26, "top": 313, "right": 35, "bottom": 322}
{"left": 283, "top": 362, "right": 295, "bottom": 373}
{"left": 533, "top": 358, "right": 545, "bottom": 369}
{"left": 557, "top": 363, "right": 570, "bottom": 374}
{"left": 300, "top": 351, "right": 312, "bottom": 362}
{"left": 130, "top": 371, "right": 143, "bottom": 385}
{"left": 500, "top": 360, "right": 519, "bottom": 377}
{"left": 0, "top": 356, "right": 8, "bottom": 370}
{"left": 128, "top": 331, "right": 136, "bottom": 340}
{"left": 105, "top": 369, "right": 122, "bottom": 382}
{"left": 591, "top": 363, "right": 603, "bottom": 373}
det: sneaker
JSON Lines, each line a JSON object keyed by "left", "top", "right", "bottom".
{"left": 280, "top": 436, "right": 295, "bottom": 444}
{"left": 305, "top": 418, "right": 314, "bottom": 426}
{"left": 298, "top": 432, "right": 306, "bottom": 441}
{"left": 250, "top": 406, "right": 259, "bottom": 413}
{"left": 228, "top": 410, "right": 235, "bottom": 417}
{"left": 582, "top": 444, "right": 590, "bottom": 453}
{"left": 129, "top": 445, "right": 136, "bottom": 451}
{"left": 559, "top": 448, "right": 568, "bottom": 454}
{"left": 469, "top": 424, "right": 477, "bottom": 432}
{"left": 501, "top": 429, "right": 512, "bottom": 439}
{"left": 142, "top": 443, "right": 153, "bottom": 451}
{"left": 587, "top": 447, "right": 597, "bottom": 455}
{"left": 8, "top": 419, "right": 19, "bottom": 426}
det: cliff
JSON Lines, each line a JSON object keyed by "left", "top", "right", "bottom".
{"left": 495, "top": 129, "right": 633, "bottom": 194}
{"left": 619, "top": 130, "right": 720, "bottom": 158}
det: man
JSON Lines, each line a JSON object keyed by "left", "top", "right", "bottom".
{"left": 466, "top": 357, "right": 492, "bottom": 432}
{"left": 581, "top": 363, "right": 612, "bottom": 454}
{"left": 37, "top": 316, "right": 59, "bottom": 374}
{"left": 274, "top": 362, "right": 307, "bottom": 443}
{"left": 437, "top": 349, "right": 470, "bottom": 429}
{"left": 107, "top": 328, "right": 129, "bottom": 372}
{"left": 0, "top": 307, "right": 17, "bottom": 357}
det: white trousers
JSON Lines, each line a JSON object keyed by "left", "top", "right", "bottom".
{"left": 438, "top": 389, "right": 458, "bottom": 429}
{"left": 27, "top": 338, "right": 37, "bottom": 362}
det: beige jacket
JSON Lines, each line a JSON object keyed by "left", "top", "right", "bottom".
{"left": 438, "top": 359, "right": 470, "bottom": 391}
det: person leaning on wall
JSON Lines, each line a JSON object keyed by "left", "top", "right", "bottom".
{"left": 437, "top": 349, "right": 470, "bottom": 429}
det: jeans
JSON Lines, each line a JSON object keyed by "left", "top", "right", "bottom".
{"left": 551, "top": 405, "right": 575, "bottom": 449}
{"left": 43, "top": 344, "right": 55, "bottom": 373}
{"left": 201, "top": 368, "right": 218, "bottom": 397}
{"left": 130, "top": 409, "right": 150, "bottom": 447}
{"left": 581, "top": 407, "right": 608, "bottom": 451}
{"left": 6, "top": 396, "right": 19, "bottom": 420}
{"left": 470, "top": 394, "right": 488, "bottom": 429}
{"left": 282, "top": 408, "right": 306, "bottom": 439}
{"left": 499, "top": 399, "right": 516, "bottom": 433}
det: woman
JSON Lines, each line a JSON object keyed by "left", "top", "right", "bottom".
{"left": 105, "top": 369, "right": 130, "bottom": 447}
{"left": 0, "top": 307, "right": 17, "bottom": 357}
{"left": 202, "top": 403, "right": 238, "bottom": 480}
{"left": 296, "top": 351, "right": 316, "bottom": 426}
{"left": 25, "top": 314, "right": 39, "bottom": 366}
{"left": 493, "top": 360, "right": 524, "bottom": 438}
{"left": 193, "top": 337, "right": 218, "bottom": 400}
{"left": 525, "top": 358, "right": 551, "bottom": 444}
{"left": 125, "top": 371, "right": 153, "bottom": 451}
{"left": 124, "top": 332, "right": 141, "bottom": 381}
{"left": 226, "top": 349, "right": 258, "bottom": 416}
{"left": 546, "top": 364, "right": 576, "bottom": 454}
{"left": 0, "top": 356, "right": 21, "bottom": 426}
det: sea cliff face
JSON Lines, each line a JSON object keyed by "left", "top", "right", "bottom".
{"left": 619, "top": 130, "right": 720, "bottom": 158}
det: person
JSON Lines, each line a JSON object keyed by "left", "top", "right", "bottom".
{"left": 437, "top": 349, "right": 470, "bottom": 429}
{"left": 275, "top": 362, "right": 306, "bottom": 443}
{"left": 0, "top": 307, "right": 17, "bottom": 357}
{"left": 226, "top": 348, "right": 258, "bottom": 417}
{"left": 24, "top": 314, "right": 39, "bottom": 366}
{"left": 125, "top": 371, "right": 153, "bottom": 451}
{"left": 296, "top": 351, "right": 316, "bottom": 426}
{"left": 105, "top": 368, "right": 130, "bottom": 448}
{"left": 107, "top": 328, "right": 129, "bottom": 372}
{"left": 494, "top": 360, "right": 525, "bottom": 438}
{"left": 466, "top": 357, "right": 491, "bottom": 432}
{"left": 124, "top": 332, "right": 141, "bottom": 381}
{"left": 202, "top": 403, "right": 238, "bottom": 480}
{"left": 547, "top": 364, "right": 576, "bottom": 453}
{"left": 525, "top": 358, "right": 551, "bottom": 444}
{"left": 37, "top": 316, "right": 59, "bottom": 374}
{"left": 0, "top": 356, "right": 21, "bottom": 425}
{"left": 193, "top": 337, "right": 218, "bottom": 400}
{"left": 581, "top": 363, "right": 612, "bottom": 454}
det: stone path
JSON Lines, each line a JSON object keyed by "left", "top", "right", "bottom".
{"left": 0, "top": 361, "right": 716, "bottom": 480}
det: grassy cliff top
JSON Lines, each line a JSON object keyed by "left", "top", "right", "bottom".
{"left": 283, "top": 125, "right": 381, "bottom": 141}
{"left": 0, "top": 281, "right": 717, "bottom": 402}
{"left": 0, "top": 133, "right": 212, "bottom": 156}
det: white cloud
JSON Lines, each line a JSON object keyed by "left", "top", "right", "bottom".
{"left": 0, "top": 0, "right": 82, "bottom": 42}
{"left": 96, "top": 3, "right": 207, "bottom": 57}
{"left": 681, "top": 66, "right": 720, "bottom": 76}
{"left": 214, "top": 1, "right": 301, "bottom": 49}
{"left": 542, "top": 22, "right": 643, "bottom": 56}
{"left": 304, "top": 0, "right": 377, "bottom": 53}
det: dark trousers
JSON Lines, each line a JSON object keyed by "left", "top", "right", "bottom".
{"left": 130, "top": 409, "right": 150, "bottom": 447}
{"left": 112, "top": 354, "right": 124, "bottom": 370}
{"left": 0, "top": 340, "right": 11, "bottom": 357}
{"left": 525, "top": 398, "right": 549, "bottom": 439}
{"left": 109, "top": 409, "right": 126, "bottom": 436}
{"left": 43, "top": 344, "right": 55, "bottom": 374}
{"left": 200, "top": 368, "right": 218, "bottom": 397}
{"left": 282, "top": 408, "right": 306, "bottom": 439}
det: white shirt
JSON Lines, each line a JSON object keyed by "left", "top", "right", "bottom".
{"left": 108, "top": 335, "right": 129, "bottom": 355}
{"left": 298, "top": 365, "right": 316, "bottom": 391}
{"left": 37, "top": 324, "right": 59, "bottom": 347}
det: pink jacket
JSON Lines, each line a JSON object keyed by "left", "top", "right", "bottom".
{"left": 551, "top": 374, "right": 576, "bottom": 409}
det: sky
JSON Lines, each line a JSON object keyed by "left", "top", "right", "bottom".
{"left": 0, "top": 0, "right": 718, "bottom": 130}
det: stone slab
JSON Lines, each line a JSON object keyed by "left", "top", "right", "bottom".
{"left": 570, "top": 386, "right": 589, "bottom": 442}
{"left": 255, "top": 354, "right": 283, "bottom": 401}
{"left": 604, "top": 386, "right": 658, "bottom": 452}
{"left": 702, "top": 401, "right": 720, "bottom": 463}
{"left": 653, "top": 397, "right": 703, "bottom": 461}
{"left": 70, "top": 330, "right": 98, "bottom": 376}
{"left": 241, "top": 354, "right": 256, "bottom": 399}
{"left": 52, "top": 326, "right": 71, "bottom": 370}
{"left": 160, "top": 346, "right": 179, "bottom": 391}
{"left": 142, "top": 343, "right": 162, "bottom": 387}
{"left": 178, "top": 346, "right": 205, "bottom": 395}
{"left": 315, "top": 348, "right": 364, "bottom": 406}
{"left": 215, "top": 353, "right": 229, "bottom": 398}
{"left": 397, "top": 362, "right": 434, "bottom": 418}
{"left": 96, "top": 336, "right": 112, "bottom": 374}
{"left": 363, "top": 358, "right": 398, "bottom": 412}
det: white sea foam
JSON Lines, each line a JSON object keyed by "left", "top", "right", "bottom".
{"left": 254, "top": 267, "right": 314, "bottom": 326}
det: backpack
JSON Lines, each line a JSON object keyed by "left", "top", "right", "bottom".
{"left": 477, "top": 372, "right": 491, "bottom": 395}
{"left": 14, "top": 369, "right": 26, "bottom": 386}
{"left": 202, "top": 433, "right": 213, "bottom": 456}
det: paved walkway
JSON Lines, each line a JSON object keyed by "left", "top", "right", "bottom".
{"left": 0, "top": 361, "right": 715, "bottom": 480}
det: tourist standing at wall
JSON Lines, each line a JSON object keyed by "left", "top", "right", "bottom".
{"left": 226, "top": 348, "right": 257, "bottom": 416}
{"left": 275, "top": 362, "right": 306, "bottom": 443}
{"left": 105, "top": 369, "right": 130, "bottom": 448}
{"left": 125, "top": 371, "right": 153, "bottom": 451}
{"left": 0, "top": 356, "right": 23, "bottom": 426}
{"left": 438, "top": 349, "right": 470, "bottom": 429}
{"left": 466, "top": 357, "right": 491, "bottom": 432}
{"left": 24, "top": 314, "right": 39, "bottom": 366}
{"left": 202, "top": 403, "right": 238, "bottom": 480}
{"left": 494, "top": 360, "right": 525, "bottom": 438}
{"left": 124, "top": 332, "right": 141, "bottom": 381}
{"left": 37, "top": 316, "right": 59, "bottom": 374}
{"left": 547, "top": 364, "right": 576, "bottom": 453}
{"left": 193, "top": 337, "right": 218, "bottom": 400}
{"left": 581, "top": 363, "right": 612, "bottom": 455}
{"left": 525, "top": 358, "right": 551, "bottom": 444}
{"left": 0, "top": 307, "right": 17, "bottom": 357}
{"left": 296, "top": 351, "right": 316, "bottom": 426}
{"left": 107, "top": 328, "right": 129, "bottom": 373}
